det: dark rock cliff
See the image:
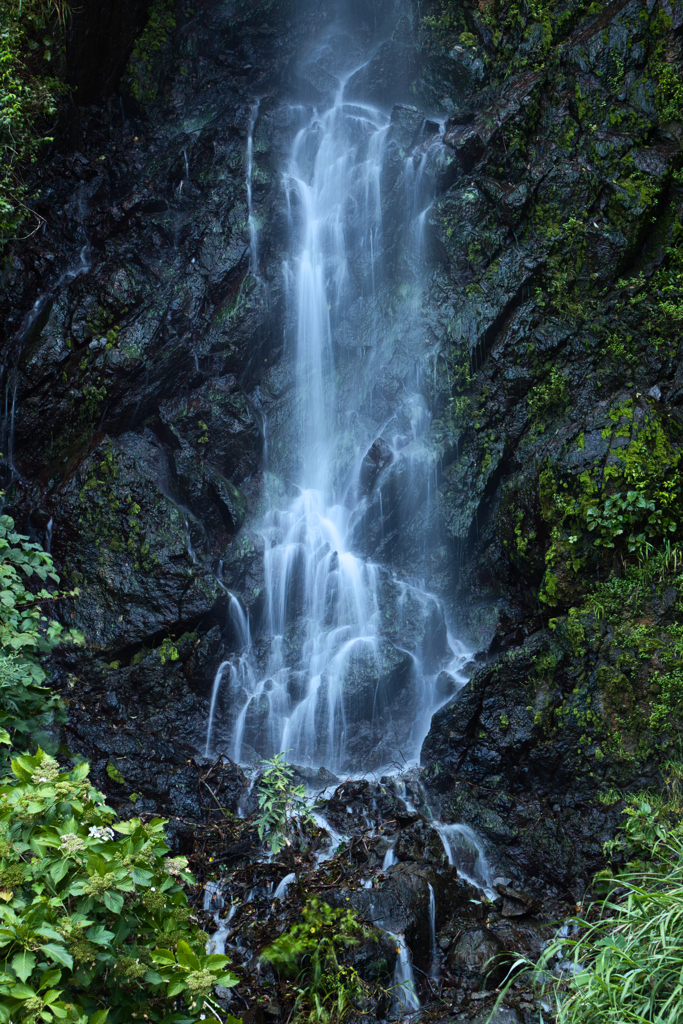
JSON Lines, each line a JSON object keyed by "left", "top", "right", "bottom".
{"left": 1, "top": 0, "right": 682, "bottom": 898}
{"left": 414, "top": 0, "right": 683, "bottom": 893}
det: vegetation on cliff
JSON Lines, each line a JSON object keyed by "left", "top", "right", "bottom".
{"left": 418, "top": 0, "right": 683, "bottom": 1018}
{"left": 422, "top": 0, "right": 683, "bottom": 769}
{"left": 502, "top": 794, "right": 683, "bottom": 1023}
{"left": 0, "top": 0, "right": 69, "bottom": 241}
{"left": 0, "top": 518, "right": 236, "bottom": 1024}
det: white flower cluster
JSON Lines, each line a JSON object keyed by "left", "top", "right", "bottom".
{"left": 88, "top": 825, "right": 115, "bottom": 841}
{"left": 31, "top": 757, "right": 60, "bottom": 785}
{"left": 164, "top": 856, "right": 187, "bottom": 877}
{"left": 60, "top": 833, "right": 85, "bottom": 854}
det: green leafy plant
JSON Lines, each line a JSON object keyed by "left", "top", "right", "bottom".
{"left": 494, "top": 801, "right": 683, "bottom": 1024}
{"left": 255, "top": 753, "right": 314, "bottom": 855}
{"left": 261, "top": 899, "right": 372, "bottom": 1023}
{"left": 0, "top": 0, "right": 69, "bottom": 240}
{"left": 0, "top": 513, "right": 83, "bottom": 765}
{"left": 0, "top": 747, "right": 236, "bottom": 1023}
{"left": 158, "top": 638, "right": 179, "bottom": 665}
{"left": 527, "top": 366, "right": 569, "bottom": 430}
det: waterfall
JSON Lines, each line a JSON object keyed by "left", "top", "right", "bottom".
{"left": 427, "top": 881, "right": 439, "bottom": 980}
{"left": 273, "top": 872, "right": 297, "bottom": 899}
{"left": 434, "top": 822, "right": 496, "bottom": 897}
{"left": 205, "top": 594, "right": 254, "bottom": 757}
{"left": 382, "top": 846, "right": 397, "bottom": 871}
{"left": 204, "top": 880, "right": 237, "bottom": 956}
{"left": 246, "top": 101, "right": 260, "bottom": 274}
{"left": 204, "top": 17, "right": 472, "bottom": 774}
{"left": 391, "top": 933, "right": 420, "bottom": 1011}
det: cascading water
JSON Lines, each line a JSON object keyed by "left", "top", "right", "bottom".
{"left": 427, "top": 882, "right": 439, "bottom": 981}
{"left": 204, "top": 13, "right": 471, "bottom": 774}
{"left": 246, "top": 101, "right": 260, "bottom": 275}
{"left": 435, "top": 822, "right": 496, "bottom": 897}
{"left": 391, "top": 934, "right": 420, "bottom": 1011}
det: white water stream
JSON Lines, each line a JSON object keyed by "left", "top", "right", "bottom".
{"left": 204, "top": 64, "right": 472, "bottom": 772}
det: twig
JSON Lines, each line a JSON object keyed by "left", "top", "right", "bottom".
{"left": 201, "top": 778, "right": 230, "bottom": 819}
{"left": 314, "top": 873, "right": 342, "bottom": 889}
{"left": 202, "top": 754, "right": 224, "bottom": 785}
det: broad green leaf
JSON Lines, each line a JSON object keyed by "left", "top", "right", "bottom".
{"left": 143, "top": 968, "right": 164, "bottom": 985}
{"left": 167, "top": 976, "right": 188, "bottom": 998}
{"left": 38, "top": 969, "right": 62, "bottom": 990}
{"left": 69, "top": 763, "right": 90, "bottom": 782}
{"left": 132, "top": 867, "right": 153, "bottom": 886}
{"left": 112, "top": 820, "right": 138, "bottom": 835}
{"left": 89, "top": 1010, "right": 109, "bottom": 1024}
{"left": 40, "top": 944, "right": 73, "bottom": 969}
{"left": 10, "top": 758, "right": 33, "bottom": 783}
{"left": 86, "top": 925, "right": 114, "bottom": 945}
{"left": 12, "top": 950, "right": 36, "bottom": 982}
{"left": 9, "top": 980, "right": 36, "bottom": 997}
{"left": 150, "top": 949, "right": 176, "bottom": 964}
{"left": 176, "top": 939, "right": 200, "bottom": 969}
{"left": 35, "top": 926, "right": 65, "bottom": 942}
{"left": 49, "top": 859, "right": 69, "bottom": 884}
{"left": 215, "top": 972, "right": 239, "bottom": 987}
{"left": 205, "top": 954, "right": 230, "bottom": 967}
{"left": 102, "top": 890, "right": 123, "bottom": 914}
{"left": 41, "top": 989, "right": 63, "bottom": 1005}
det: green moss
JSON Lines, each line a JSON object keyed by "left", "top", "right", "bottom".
{"left": 527, "top": 366, "right": 569, "bottom": 430}
{"left": 106, "top": 763, "right": 126, "bottom": 785}
{"left": 126, "top": 0, "right": 176, "bottom": 106}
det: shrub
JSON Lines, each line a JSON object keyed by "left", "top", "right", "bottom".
{"left": 0, "top": 513, "right": 83, "bottom": 768}
{"left": 0, "top": 0, "right": 68, "bottom": 240}
{"left": 498, "top": 800, "right": 683, "bottom": 1024}
{"left": 527, "top": 366, "right": 568, "bottom": 429}
{"left": 261, "top": 899, "right": 371, "bottom": 1023}
{"left": 125, "top": 0, "right": 175, "bottom": 107}
{"left": 255, "top": 754, "right": 313, "bottom": 855}
{"left": 0, "top": 747, "right": 237, "bottom": 1023}
{"left": 0, "top": 521, "right": 239, "bottom": 1023}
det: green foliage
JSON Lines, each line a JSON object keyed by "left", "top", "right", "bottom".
{"left": 105, "top": 763, "right": 125, "bottom": 785}
{"left": 261, "top": 899, "right": 371, "bottom": 1023}
{"left": 650, "top": 8, "right": 683, "bottom": 125}
{"left": 513, "top": 509, "right": 536, "bottom": 560}
{"left": 492, "top": 799, "right": 683, "bottom": 1023}
{"left": 527, "top": 366, "right": 568, "bottom": 429}
{"left": 538, "top": 402, "right": 683, "bottom": 605}
{"left": 420, "top": 0, "right": 464, "bottom": 43}
{"left": 126, "top": 0, "right": 176, "bottom": 106}
{"left": 0, "top": 748, "right": 235, "bottom": 1023}
{"left": 255, "top": 753, "right": 314, "bottom": 855}
{"left": 524, "top": 802, "right": 683, "bottom": 1024}
{"left": 158, "top": 638, "right": 179, "bottom": 665}
{"left": 571, "top": 546, "right": 683, "bottom": 739}
{"left": 0, "top": 0, "right": 68, "bottom": 241}
{"left": 0, "top": 514, "right": 83, "bottom": 765}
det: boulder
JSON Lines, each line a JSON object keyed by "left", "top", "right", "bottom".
{"left": 446, "top": 927, "right": 509, "bottom": 989}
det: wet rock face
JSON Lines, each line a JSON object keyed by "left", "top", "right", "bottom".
{"left": 447, "top": 927, "right": 508, "bottom": 989}
{"left": 0, "top": 0, "right": 338, "bottom": 762}
{"left": 421, "top": 0, "right": 683, "bottom": 640}
{"left": 420, "top": 627, "right": 658, "bottom": 895}
{"left": 407, "top": 0, "right": 683, "bottom": 902}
